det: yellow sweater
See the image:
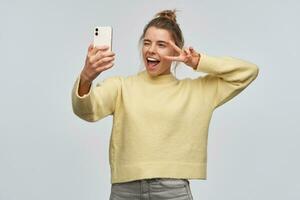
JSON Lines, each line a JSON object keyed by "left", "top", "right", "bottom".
{"left": 71, "top": 53, "right": 259, "bottom": 184}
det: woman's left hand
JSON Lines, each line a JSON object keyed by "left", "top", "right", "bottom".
{"left": 163, "top": 40, "right": 201, "bottom": 70}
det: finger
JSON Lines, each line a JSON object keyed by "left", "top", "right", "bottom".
{"left": 185, "top": 48, "right": 193, "bottom": 56}
{"left": 92, "top": 56, "right": 115, "bottom": 68}
{"left": 90, "top": 45, "right": 109, "bottom": 55}
{"left": 183, "top": 49, "right": 189, "bottom": 55}
{"left": 163, "top": 55, "right": 183, "bottom": 62}
{"left": 93, "top": 51, "right": 113, "bottom": 62}
{"left": 94, "top": 44, "right": 110, "bottom": 50}
{"left": 88, "top": 43, "right": 93, "bottom": 52}
{"left": 167, "top": 40, "right": 182, "bottom": 54}
{"left": 90, "top": 52, "right": 115, "bottom": 64}
{"left": 95, "top": 50, "right": 115, "bottom": 58}
{"left": 189, "top": 47, "right": 197, "bottom": 55}
{"left": 183, "top": 49, "right": 192, "bottom": 61}
{"left": 92, "top": 51, "right": 115, "bottom": 63}
{"left": 95, "top": 62, "right": 114, "bottom": 72}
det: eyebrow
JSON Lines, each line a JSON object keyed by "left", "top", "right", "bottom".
{"left": 143, "top": 39, "right": 168, "bottom": 44}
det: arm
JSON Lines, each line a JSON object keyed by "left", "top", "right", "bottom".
{"left": 78, "top": 74, "right": 92, "bottom": 97}
{"left": 71, "top": 74, "right": 121, "bottom": 122}
{"left": 194, "top": 53, "right": 259, "bottom": 109}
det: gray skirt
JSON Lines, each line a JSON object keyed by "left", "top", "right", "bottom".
{"left": 109, "top": 178, "right": 193, "bottom": 200}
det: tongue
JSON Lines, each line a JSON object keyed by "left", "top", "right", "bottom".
{"left": 149, "top": 61, "right": 160, "bottom": 68}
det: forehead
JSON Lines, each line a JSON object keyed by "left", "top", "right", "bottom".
{"left": 144, "top": 26, "right": 173, "bottom": 42}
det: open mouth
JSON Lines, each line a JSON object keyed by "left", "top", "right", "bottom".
{"left": 147, "top": 57, "right": 160, "bottom": 69}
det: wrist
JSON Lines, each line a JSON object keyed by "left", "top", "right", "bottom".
{"left": 192, "top": 53, "right": 201, "bottom": 70}
{"left": 80, "top": 72, "right": 92, "bottom": 84}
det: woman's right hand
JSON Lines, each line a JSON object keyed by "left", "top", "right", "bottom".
{"left": 80, "top": 43, "right": 115, "bottom": 83}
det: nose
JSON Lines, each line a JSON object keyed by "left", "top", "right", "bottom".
{"left": 147, "top": 44, "right": 156, "bottom": 54}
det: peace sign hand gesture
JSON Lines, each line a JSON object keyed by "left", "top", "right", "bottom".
{"left": 163, "top": 40, "right": 201, "bottom": 70}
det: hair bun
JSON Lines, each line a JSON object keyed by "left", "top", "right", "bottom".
{"left": 154, "top": 9, "right": 178, "bottom": 23}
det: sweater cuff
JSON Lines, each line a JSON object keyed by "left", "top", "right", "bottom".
{"left": 193, "top": 53, "right": 216, "bottom": 74}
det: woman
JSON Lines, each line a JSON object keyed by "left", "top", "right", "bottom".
{"left": 72, "top": 9, "right": 259, "bottom": 200}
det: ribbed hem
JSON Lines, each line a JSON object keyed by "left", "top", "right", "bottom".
{"left": 110, "top": 161, "right": 207, "bottom": 184}
{"left": 193, "top": 52, "right": 212, "bottom": 73}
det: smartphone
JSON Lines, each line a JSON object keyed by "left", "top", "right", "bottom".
{"left": 93, "top": 26, "right": 113, "bottom": 51}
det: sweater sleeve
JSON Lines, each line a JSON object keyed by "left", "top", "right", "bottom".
{"left": 193, "top": 53, "right": 259, "bottom": 109}
{"left": 71, "top": 75, "right": 121, "bottom": 122}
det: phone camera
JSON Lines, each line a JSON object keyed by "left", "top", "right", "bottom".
{"left": 95, "top": 28, "right": 98, "bottom": 31}
{"left": 95, "top": 32, "right": 98, "bottom": 36}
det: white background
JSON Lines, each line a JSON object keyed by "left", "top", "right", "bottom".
{"left": 0, "top": 0, "right": 299, "bottom": 199}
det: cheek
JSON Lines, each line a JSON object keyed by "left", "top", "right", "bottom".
{"left": 142, "top": 49, "right": 147, "bottom": 60}
{"left": 159, "top": 49, "right": 174, "bottom": 62}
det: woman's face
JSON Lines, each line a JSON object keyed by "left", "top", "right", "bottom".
{"left": 142, "top": 26, "right": 177, "bottom": 77}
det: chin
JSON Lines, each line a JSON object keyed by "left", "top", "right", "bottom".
{"left": 146, "top": 69, "right": 159, "bottom": 76}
